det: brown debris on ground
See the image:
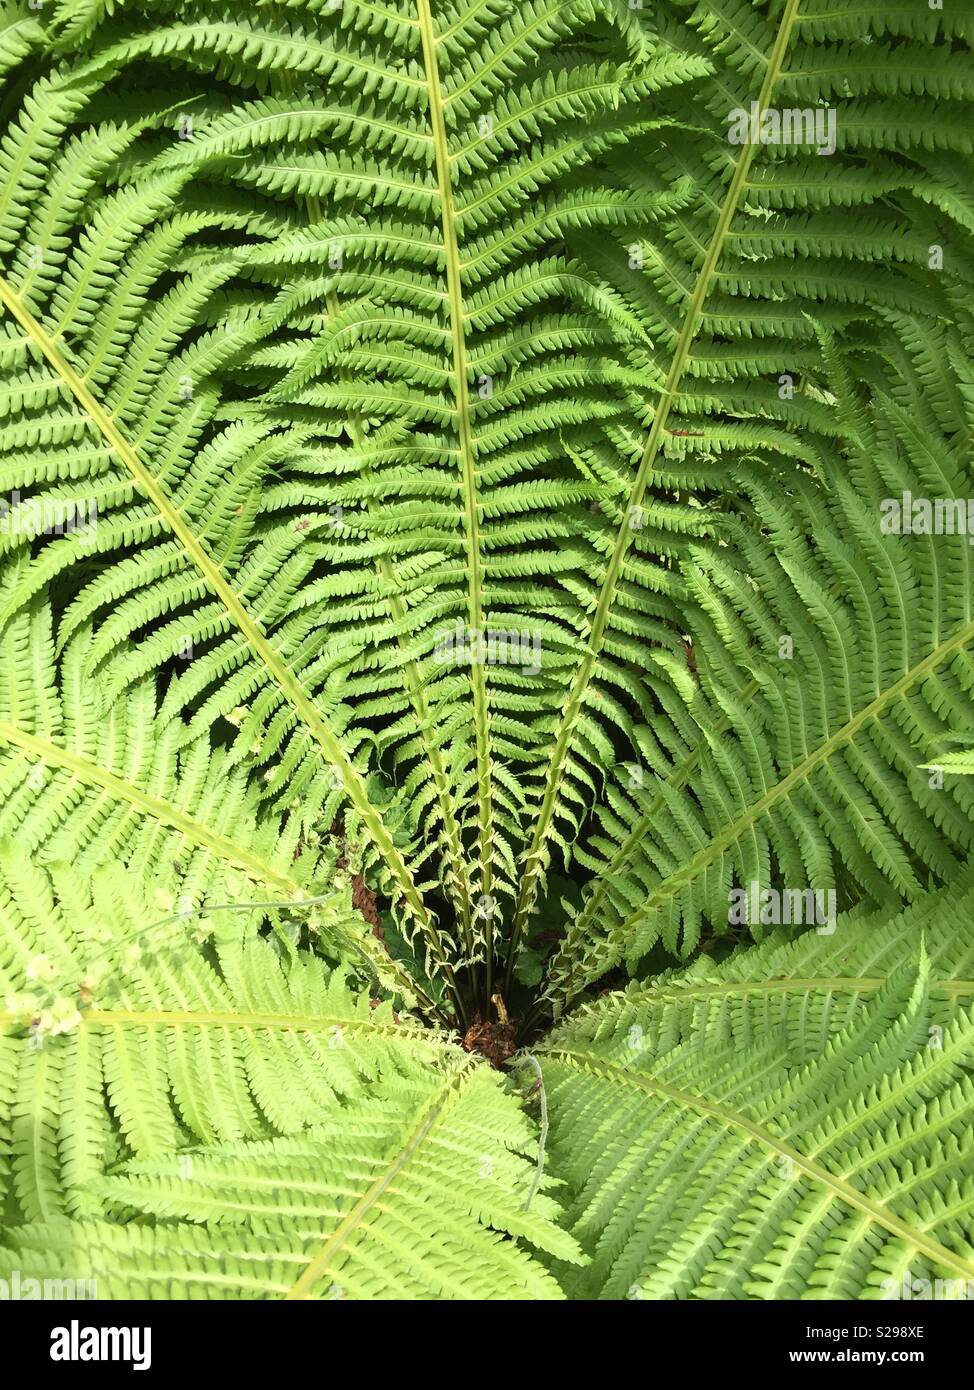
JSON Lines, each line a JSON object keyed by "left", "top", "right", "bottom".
{"left": 352, "top": 872, "right": 381, "bottom": 934}
{"left": 462, "top": 994, "right": 519, "bottom": 1068}
{"left": 331, "top": 818, "right": 382, "bottom": 938}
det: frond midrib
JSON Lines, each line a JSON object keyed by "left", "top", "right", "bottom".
{"left": 284, "top": 1060, "right": 474, "bottom": 1299}
{"left": 0, "top": 1007, "right": 439, "bottom": 1036}
{"left": 613, "top": 607, "right": 974, "bottom": 962}
{"left": 509, "top": 0, "right": 806, "bottom": 972}
{"left": 319, "top": 280, "right": 475, "bottom": 964}
{"left": 0, "top": 716, "right": 298, "bottom": 893}
{"left": 0, "top": 275, "right": 435, "bottom": 947}
{"left": 417, "top": 0, "right": 497, "bottom": 968}
{"left": 544, "top": 1046, "right": 974, "bottom": 1282}
{"left": 571, "top": 975, "right": 974, "bottom": 1006}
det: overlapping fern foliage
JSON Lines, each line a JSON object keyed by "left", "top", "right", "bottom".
{"left": 0, "top": 0, "right": 973, "bottom": 1299}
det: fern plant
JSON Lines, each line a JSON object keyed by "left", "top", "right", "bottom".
{"left": 0, "top": 0, "right": 973, "bottom": 1300}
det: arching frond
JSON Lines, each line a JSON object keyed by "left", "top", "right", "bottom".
{"left": 0, "top": 0, "right": 971, "bottom": 1307}
{"left": 539, "top": 879, "right": 974, "bottom": 1299}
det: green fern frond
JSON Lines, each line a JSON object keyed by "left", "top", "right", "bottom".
{"left": 0, "top": 0, "right": 972, "bottom": 1305}
{"left": 545, "top": 337, "right": 974, "bottom": 1007}
{"left": 0, "top": 864, "right": 579, "bottom": 1296}
{"left": 539, "top": 880, "right": 974, "bottom": 1299}
{"left": 0, "top": 860, "right": 448, "bottom": 1220}
{"left": 3, "top": 1061, "right": 581, "bottom": 1298}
